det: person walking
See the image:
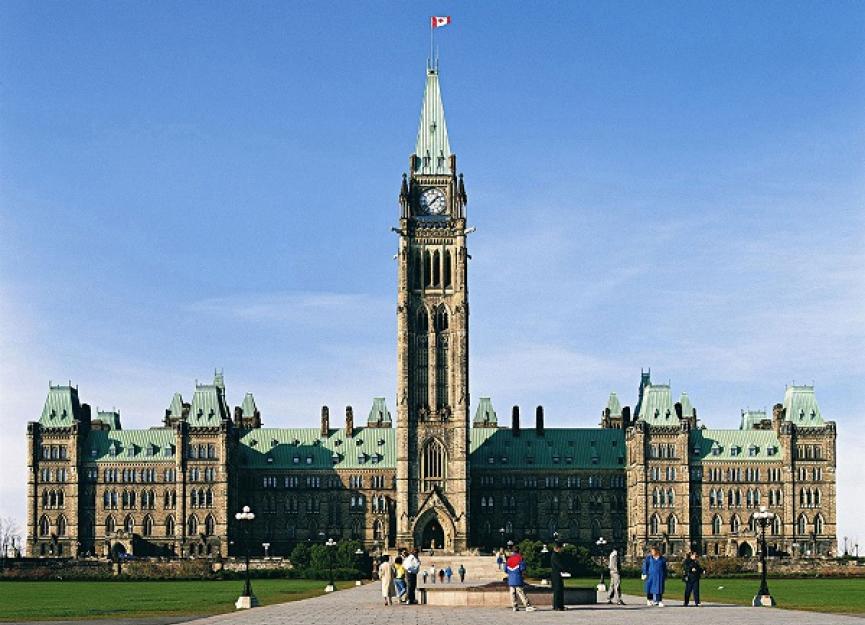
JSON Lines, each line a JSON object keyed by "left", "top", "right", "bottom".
{"left": 378, "top": 555, "right": 395, "bottom": 606}
{"left": 606, "top": 547, "right": 624, "bottom": 605}
{"left": 458, "top": 563, "right": 466, "bottom": 582}
{"left": 445, "top": 565, "right": 453, "bottom": 583}
{"left": 550, "top": 542, "right": 570, "bottom": 611}
{"left": 683, "top": 551, "right": 703, "bottom": 607}
{"left": 496, "top": 552, "right": 504, "bottom": 571}
{"left": 422, "top": 569, "right": 429, "bottom": 584}
{"left": 505, "top": 545, "right": 536, "bottom": 612}
{"left": 641, "top": 546, "right": 668, "bottom": 607}
{"left": 404, "top": 548, "right": 420, "bottom": 605}
{"left": 428, "top": 562, "right": 436, "bottom": 583}
{"left": 393, "top": 555, "right": 407, "bottom": 603}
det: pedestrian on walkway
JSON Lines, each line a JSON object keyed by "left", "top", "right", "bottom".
{"left": 550, "top": 542, "right": 571, "bottom": 611}
{"left": 422, "top": 569, "right": 429, "bottom": 584}
{"left": 378, "top": 555, "right": 395, "bottom": 606}
{"left": 458, "top": 564, "right": 466, "bottom": 582}
{"left": 505, "top": 545, "right": 536, "bottom": 612}
{"left": 496, "top": 552, "right": 504, "bottom": 571}
{"left": 393, "top": 555, "right": 407, "bottom": 603}
{"left": 641, "top": 546, "right": 668, "bottom": 607}
{"left": 683, "top": 551, "right": 703, "bottom": 607}
{"left": 445, "top": 565, "right": 453, "bottom": 582}
{"left": 606, "top": 547, "right": 624, "bottom": 605}
{"left": 404, "top": 548, "right": 420, "bottom": 605}
{"left": 438, "top": 567, "right": 445, "bottom": 583}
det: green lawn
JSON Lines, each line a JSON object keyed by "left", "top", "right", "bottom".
{"left": 0, "top": 579, "right": 353, "bottom": 622}
{"left": 566, "top": 576, "right": 865, "bottom": 614}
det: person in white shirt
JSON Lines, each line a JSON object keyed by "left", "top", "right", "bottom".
{"left": 403, "top": 548, "right": 421, "bottom": 604}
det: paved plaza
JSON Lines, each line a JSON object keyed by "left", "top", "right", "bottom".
{"left": 176, "top": 582, "right": 862, "bottom": 625}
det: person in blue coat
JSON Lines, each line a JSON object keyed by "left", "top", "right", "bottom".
{"left": 641, "top": 547, "right": 668, "bottom": 607}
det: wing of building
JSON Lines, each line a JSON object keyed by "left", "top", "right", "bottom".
{"left": 25, "top": 63, "right": 837, "bottom": 561}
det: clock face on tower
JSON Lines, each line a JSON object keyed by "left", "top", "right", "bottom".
{"left": 419, "top": 187, "right": 447, "bottom": 216}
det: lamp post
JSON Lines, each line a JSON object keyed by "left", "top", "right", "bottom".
{"left": 325, "top": 537, "right": 337, "bottom": 592}
{"left": 751, "top": 506, "right": 776, "bottom": 607}
{"left": 595, "top": 537, "right": 608, "bottom": 591}
{"left": 843, "top": 536, "right": 849, "bottom": 557}
{"left": 262, "top": 542, "right": 270, "bottom": 558}
{"left": 234, "top": 506, "right": 258, "bottom": 609}
{"left": 499, "top": 527, "right": 505, "bottom": 553}
{"left": 355, "top": 547, "right": 365, "bottom": 586}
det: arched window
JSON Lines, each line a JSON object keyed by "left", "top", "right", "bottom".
{"left": 413, "top": 308, "right": 429, "bottom": 412}
{"left": 205, "top": 489, "right": 213, "bottom": 508}
{"left": 814, "top": 489, "right": 821, "bottom": 506}
{"left": 814, "top": 514, "right": 824, "bottom": 535}
{"left": 142, "top": 515, "right": 153, "bottom": 537}
{"left": 42, "top": 490, "right": 49, "bottom": 509}
{"left": 188, "top": 515, "right": 198, "bottom": 536}
{"left": 421, "top": 438, "right": 446, "bottom": 492}
{"left": 39, "top": 515, "right": 50, "bottom": 537}
{"left": 668, "top": 488, "right": 675, "bottom": 506}
{"left": 412, "top": 248, "right": 422, "bottom": 290}
{"left": 124, "top": 514, "right": 135, "bottom": 534}
{"left": 667, "top": 514, "right": 677, "bottom": 535}
{"left": 652, "top": 488, "right": 660, "bottom": 507}
{"left": 165, "top": 515, "right": 175, "bottom": 537}
{"left": 205, "top": 514, "right": 216, "bottom": 537}
{"left": 373, "top": 519, "right": 384, "bottom": 541}
{"left": 797, "top": 514, "right": 807, "bottom": 535}
{"left": 730, "top": 515, "right": 740, "bottom": 534}
{"left": 443, "top": 250, "right": 452, "bottom": 288}
{"left": 649, "top": 514, "right": 660, "bottom": 535}
{"left": 771, "top": 515, "right": 781, "bottom": 535}
{"left": 105, "top": 515, "right": 115, "bottom": 535}
{"left": 711, "top": 515, "right": 721, "bottom": 535}
{"left": 435, "top": 306, "right": 449, "bottom": 410}
{"left": 191, "top": 489, "right": 199, "bottom": 508}
{"left": 432, "top": 250, "right": 441, "bottom": 286}
{"left": 57, "top": 515, "right": 67, "bottom": 537}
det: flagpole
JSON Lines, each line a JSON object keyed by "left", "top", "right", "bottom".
{"left": 429, "top": 17, "right": 434, "bottom": 70}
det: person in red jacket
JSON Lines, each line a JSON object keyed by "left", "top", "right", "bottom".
{"left": 504, "top": 546, "right": 536, "bottom": 612}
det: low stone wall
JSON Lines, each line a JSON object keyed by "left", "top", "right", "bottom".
{"left": 0, "top": 557, "right": 294, "bottom": 580}
{"left": 421, "top": 581, "right": 596, "bottom": 607}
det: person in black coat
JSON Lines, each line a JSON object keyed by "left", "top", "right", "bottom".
{"left": 550, "top": 542, "right": 570, "bottom": 611}
{"left": 683, "top": 551, "right": 704, "bottom": 607}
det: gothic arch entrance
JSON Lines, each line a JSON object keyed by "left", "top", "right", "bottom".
{"left": 738, "top": 542, "right": 753, "bottom": 558}
{"left": 421, "top": 518, "right": 445, "bottom": 550}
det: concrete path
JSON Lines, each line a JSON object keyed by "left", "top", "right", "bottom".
{"left": 177, "top": 582, "right": 864, "bottom": 625}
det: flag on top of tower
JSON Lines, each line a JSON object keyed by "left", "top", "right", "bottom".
{"left": 431, "top": 16, "right": 452, "bottom": 29}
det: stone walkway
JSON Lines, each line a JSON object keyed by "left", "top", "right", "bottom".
{"left": 177, "top": 582, "right": 863, "bottom": 625}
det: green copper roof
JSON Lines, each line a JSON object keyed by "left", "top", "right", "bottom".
{"left": 238, "top": 427, "right": 395, "bottom": 470}
{"left": 689, "top": 429, "right": 782, "bottom": 464}
{"left": 679, "top": 392, "right": 693, "bottom": 417}
{"left": 783, "top": 385, "right": 824, "bottom": 426}
{"left": 188, "top": 382, "right": 229, "bottom": 427}
{"left": 167, "top": 393, "right": 184, "bottom": 420}
{"left": 473, "top": 397, "right": 497, "bottom": 426}
{"left": 86, "top": 429, "right": 176, "bottom": 463}
{"left": 414, "top": 68, "right": 452, "bottom": 175}
{"left": 367, "top": 398, "right": 392, "bottom": 427}
{"left": 606, "top": 392, "right": 622, "bottom": 416}
{"left": 241, "top": 393, "right": 258, "bottom": 418}
{"left": 96, "top": 410, "right": 122, "bottom": 431}
{"left": 469, "top": 428, "right": 626, "bottom": 470}
{"left": 39, "top": 385, "right": 82, "bottom": 428}
{"left": 740, "top": 409, "right": 768, "bottom": 430}
{"left": 636, "top": 383, "right": 678, "bottom": 425}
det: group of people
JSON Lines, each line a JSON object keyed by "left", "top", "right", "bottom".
{"left": 377, "top": 548, "right": 467, "bottom": 606}
{"left": 637, "top": 546, "right": 704, "bottom": 608}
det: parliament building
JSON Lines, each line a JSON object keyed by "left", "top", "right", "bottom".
{"left": 26, "top": 64, "right": 837, "bottom": 562}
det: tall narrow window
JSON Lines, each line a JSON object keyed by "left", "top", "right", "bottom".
{"left": 421, "top": 438, "right": 446, "bottom": 492}
{"left": 649, "top": 514, "right": 660, "bottom": 535}
{"left": 165, "top": 515, "right": 175, "bottom": 537}
{"left": 413, "top": 308, "right": 429, "bottom": 413}
{"left": 412, "top": 249, "right": 422, "bottom": 290}
{"left": 423, "top": 250, "right": 432, "bottom": 288}
{"left": 205, "top": 514, "right": 216, "bottom": 536}
{"left": 432, "top": 250, "right": 441, "bottom": 286}
{"left": 105, "top": 516, "right": 115, "bottom": 535}
{"left": 188, "top": 515, "right": 198, "bottom": 536}
{"left": 711, "top": 514, "right": 721, "bottom": 535}
{"left": 667, "top": 514, "right": 677, "bottom": 535}
{"left": 142, "top": 515, "right": 153, "bottom": 537}
{"left": 443, "top": 250, "right": 452, "bottom": 288}
{"left": 124, "top": 514, "right": 135, "bottom": 534}
{"left": 39, "top": 515, "right": 50, "bottom": 537}
{"left": 435, "top": 306, "right": 449, "bottom": 410}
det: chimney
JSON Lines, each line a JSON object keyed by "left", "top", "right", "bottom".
{"left": 345, "top": 405, "right": 354, "bottom": 437}
{"left": 512, "top": 405, "right": 520, "bottom": 436}
{"left": 674, "top": 402, "right": 683, "bottom": 420}
{"left": 320, "top": 405, "right": 330, "bottom": 438}
{"left": 772, "top": 403, "right": 784, "bottom": 434}
{"left": 536, "top": 405, "right": 545, "bottom": 436}
{"left": 622, "top": 406, "right": 631, "bottom": 427}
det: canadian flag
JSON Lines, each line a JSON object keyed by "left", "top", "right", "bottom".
{"left": 431, "top": 16, "right": 452, "bottom": 29}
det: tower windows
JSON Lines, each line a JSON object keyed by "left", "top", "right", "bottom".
{"left": 413, "top": 308, "right": 429, "bottom": 413}
{"left": 412, "top": 249, "right": 422, "bottom": 290}
{"left": 38, "top": 515, "right": 50, "bottom": 537}
{"left": 423, "top": 251, "right": 432, "bottom": 288}
{"left": 432, "top": 250, "right": 440, "bottom": 286}
{"left": 443, "top": 250, "right": 452, "bottom": 288}
{"left": 421, "top": 438, "right": 446, "bottom": 492}
{"left": 435, "top": 306, "right": 449, "bottom": 410}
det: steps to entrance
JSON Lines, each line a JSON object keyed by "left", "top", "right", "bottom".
{"left": 381, "top": 552, "right": 504, "bottom": 583}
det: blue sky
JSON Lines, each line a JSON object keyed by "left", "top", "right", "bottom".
{"left": 1, "top": 2, "right": 864, "bottom": 544}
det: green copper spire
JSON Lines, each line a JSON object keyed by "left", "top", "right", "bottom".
{"left": 414, "top": 68, "right": 452, "bottom": 175}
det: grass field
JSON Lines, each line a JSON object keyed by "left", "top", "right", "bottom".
{"left": 567, "top": 576, "right": 865, "bottom": 614}
{"left": 0, "top": 579, "right": 352, "bottom": 622}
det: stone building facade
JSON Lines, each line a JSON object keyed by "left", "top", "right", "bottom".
{"left": 25, "top": 64, "right": 837, "bottom": 561}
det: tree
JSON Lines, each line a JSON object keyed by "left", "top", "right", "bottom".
{"left": 0, "top": 516, "right": 22, "bottom": 557}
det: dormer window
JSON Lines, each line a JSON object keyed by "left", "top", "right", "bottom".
{"left": 249, "top": 439, "right": 258, "bottom": 447}
{"left": 335, "top": 439, "right": 342, "bottom": 446}
{"left": 591, "top": 456, "right": 599, "bottom": 465}
{"left": 711, "top": 443, "right": 722, "bottom": 456}
{"left": 271, "top": 439, "right": 278, "bottom": 448}
{"left": 552, "top": 454, "right": 560, "bottom": 464}
{"left": 266, "top": 454, "right": 274, "bottom": 464}
{"left": 90, "top": 448, "right": 97, "bottom": 458}
{"left": 378, "top": 439, "right": 385, "bottom": 446}
{"left": 355, "top": 438, "right": 363, "bottom": 446}
{"left": 305, "top": 456, "right": 313, "bottom": 465}
{"left": 767, "top": 446, "right": 777, "bottom": 456}
{"left": 488, "top": 456, "right": 495, "bottom": 464}
{"left": 292, "top": 456, "right": 300, "bottom": 464}
{"left": 565, "top": 456, "right": 573, "bottom": 464}
{"left": 665, "top": 409, "right": 671, "bottom": 419}
{"left": 357, "top": 453, "right": 367, "bottom": 464}
{"left": 293, "top": 439, "right": 300, "bottom": 446}
{"left": 799, "top": 409, "right": 805, "bottom": 419}
{"left": 810, "top": 409, "right": 816, "bottom": 419}
{"left": 749, "top": 445, "right": 758, "bottom": 457}
{"left": 501, "top": 456, "right": 508, "bottom": 464}
{"left": 163, "top": 445, "right": 173, "bottom": 457}
{"left": 693, "top": 446, "right": 701, "bottom": 455}
{"left": 331, "top": 452, "right": 340, "bottom": 464}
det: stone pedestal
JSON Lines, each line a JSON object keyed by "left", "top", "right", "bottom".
{"left": 752, "top": 594, "right": 776, "bottom": 607}
{"left": 325, "top": 584, "right": 335, "bottom": 593}
{"left": 235, "top": 595, "right": 259, "bottom": 609}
